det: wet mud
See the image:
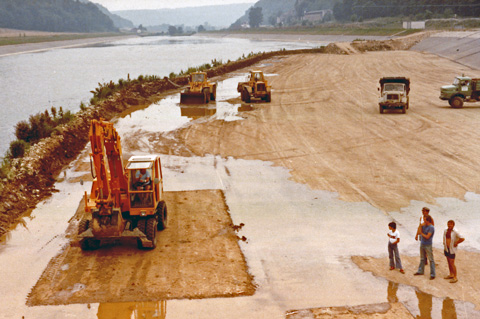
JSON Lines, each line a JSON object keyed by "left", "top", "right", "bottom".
{"left": 27, "top": 189, "right": 254, "bottom": 305}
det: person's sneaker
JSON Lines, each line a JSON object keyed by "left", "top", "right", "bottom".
{"left": 430, "top": 276, "right": 435, "bottom": 280}
{"left": 390, "top": 267, "right": 395, "bottom": 270}
{"left": 450, "top": 278, "right": 458, "bottom": 283}
{"left": 400, "top": 269, "right": 405, "bottom": 274}
{"left": 414, "top": 272, "right": 423, "bottom": 276}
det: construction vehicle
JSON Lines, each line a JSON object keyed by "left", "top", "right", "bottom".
{"left": 237, "top": 70, "right": 272, "bottom": 103}
{"left": 180, "top": 72, "right": 217, "bottom": 104}
{"left": 440, "top": 75, "right": 480, "bottom": 108}
{"left": 77, "top": 119, "right": 168, "bottom": 250}
{"left": 378, "top": 77, "right": 410, "bottom": 114}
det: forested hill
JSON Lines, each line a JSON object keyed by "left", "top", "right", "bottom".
{"left": 0, "top": 0, "right": 118, "bottom": 32}
{"left": 333, "top": 0, "right": 480, "bottom": 21}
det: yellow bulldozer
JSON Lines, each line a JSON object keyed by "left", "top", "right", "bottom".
{"left": 180, "top": 72, "right": 217, "bottom": 104}
{"left": 237, "top": 70, "right": 271, "bottom": 103}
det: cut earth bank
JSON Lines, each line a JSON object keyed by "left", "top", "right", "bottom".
{"left": 2, "top": 31, "right": 480, "bottom": 318}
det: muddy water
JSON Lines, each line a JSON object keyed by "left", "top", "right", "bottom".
{"left": 0, "top": 35, "right": 321, "bottom": 156}
{"left": 2, "top": 74, "right": 480, "bottom": 318}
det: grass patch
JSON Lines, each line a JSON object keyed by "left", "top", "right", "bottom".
{"left": 0, "top": 32, "right": 128, "bottom": 46}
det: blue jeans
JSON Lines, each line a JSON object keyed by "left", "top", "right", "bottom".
{"left": 388, "top": 242, "right": 403, "bottom": 269}
{"left": 417, "top": 244, "right": 435, "bottom": 277}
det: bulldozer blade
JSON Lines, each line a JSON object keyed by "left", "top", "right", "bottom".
{"left": 180, "top": 93, "right": 206, "bottom": 104}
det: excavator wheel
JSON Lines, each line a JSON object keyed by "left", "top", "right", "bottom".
{"left": 137, "top": 219, "right": 146, "bottom": 249}
{"left": 157, "top": 201, "right": 168, "bottom": 231}
{"left": 146, "top": 218, "right": 157, "bottom": 249}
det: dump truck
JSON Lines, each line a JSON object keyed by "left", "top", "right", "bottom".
{"left": 180, "top": 72, "right": 217, "bottom": 104}
{"left": 237, "top": 70, "right": 271, "bottom": 103}
{"left": 77, "top": 119, "right": 168, "bottom": 250}
{"left": 378, "top": 77, "right": 410, "bottom": 114}
{"left": 440, "top": 75, "right": 480, "bottom": 108}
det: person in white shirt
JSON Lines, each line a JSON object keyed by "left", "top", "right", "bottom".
{"left": 388, "top": 222, "right": 404, "bottom": 274}
{"left": 443, "top": 220, "right": 465, "bottom": 283}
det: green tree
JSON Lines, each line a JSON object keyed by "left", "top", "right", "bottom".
{"left": 249, "top": 7, "right": 263, "bottom": 28}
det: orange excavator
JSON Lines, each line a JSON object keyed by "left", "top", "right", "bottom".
{"left": 77, "top": 119, "right": 168, "bottom": 250}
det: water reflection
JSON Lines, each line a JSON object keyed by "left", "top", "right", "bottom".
{"left": 387, "top": 281, "right": 460, "bottom": 319}
{"left": 180, "top": 105, "right": 217, "bottom": 119}
{"left": 97, "top": 300, "right": 166, "bottom": 319}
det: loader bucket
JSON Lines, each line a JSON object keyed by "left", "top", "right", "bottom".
{"left": 180, "top": 92, "right": 207, "bottom": 104}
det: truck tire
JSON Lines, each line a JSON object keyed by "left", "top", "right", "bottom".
{"left": 146, "top": 218, "right": 157, "bottom": 248}
{"left": 379, "top": 105, "right": 384, "bottom": 114}
{"left": 402, "top": 105, "right": 406, "bottom": 114}
{"left": 449, "top": 96, "right": 464, "bottom": 108}
{"left": 157, "top": 201, "right": 168, "bottom": 231}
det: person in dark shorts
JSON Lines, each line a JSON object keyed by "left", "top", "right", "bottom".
{"left": 443, "top": 220, "right": 465, "bottom": 283}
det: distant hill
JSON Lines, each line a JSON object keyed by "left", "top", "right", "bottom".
{"left": 230, "top": 0, "right": 296, "bottom": 27}
{"left": 0, "top": 0, "right": 117, "bottom": 32}
{"left": 114, "top": 3, "right": 254, "bottom": 29}
{"left": 94, "top": 3, "right": 134, "bottom": 29}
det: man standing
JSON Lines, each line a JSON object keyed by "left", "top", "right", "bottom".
{"left": 414, "top": 215, "right": 435, "bottom": 279}
{"left": 443, "top": 220, "right": 465, "bottom": 283}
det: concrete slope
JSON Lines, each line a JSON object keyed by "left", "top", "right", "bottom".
{"left": 411, "top": 31, "right": 480, "bottom": 70}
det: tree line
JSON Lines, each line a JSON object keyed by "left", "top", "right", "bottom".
{"left": 333, "top": 0, "right": 480, "bottom": 21}
{"left": 0, "top": 0, "right": 117, "bottom": 32}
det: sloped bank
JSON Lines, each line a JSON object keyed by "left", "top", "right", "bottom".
{"left": 0, "top": 33, "right": 430, "bottom": 238}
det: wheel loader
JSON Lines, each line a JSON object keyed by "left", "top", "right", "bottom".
{"left": 77, "top": 119, "right": 168, "bottom": 250}
{"left": 180, "top": 72, "right": 217, "bottom": 104}
{"left": 237, "top": 70, "right": 271, "bottom": 103}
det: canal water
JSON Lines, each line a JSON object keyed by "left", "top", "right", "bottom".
{"left": 0, "top": 35, "right": 323, "bottom": 156}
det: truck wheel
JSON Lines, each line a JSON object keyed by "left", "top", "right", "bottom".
{"left": 379, "top": 105, "right": 384, "bottom": 114}
{"left": 157, "top": 201, "right": 168, "bottom": 231}
{"left": 402, "top": 105, "right": 406, "bottom": 114}
{"left": 449, "top": 96, "right": 464, "bottom": 108}
{"left": 146, "top": 218, "right": 157, "bottom": 248}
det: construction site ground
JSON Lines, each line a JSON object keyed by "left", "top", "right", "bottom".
{"left": 2, "top": 31, "right": 480, "bottom": 318}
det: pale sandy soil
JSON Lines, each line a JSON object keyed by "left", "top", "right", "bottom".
{"left": 23, "top": 35, "right": 480, "bottom": 317}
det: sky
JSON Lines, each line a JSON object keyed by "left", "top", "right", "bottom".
{"left": 92, "top": 0, "right": 258, "bottom": 11}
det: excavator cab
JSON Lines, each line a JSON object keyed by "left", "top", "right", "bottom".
{"left": 126, "top": 157, "right": 159, "bottom": 209}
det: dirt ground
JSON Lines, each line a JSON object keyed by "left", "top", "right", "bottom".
{"left": 15, "top": 33, "right": 480, "bottom": 317}
{"left": 27, "top": 189, "right": 254, "bottom": 305}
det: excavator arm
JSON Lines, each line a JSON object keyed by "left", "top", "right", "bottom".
{"left": 89, "top": 119, "right": 128, "bottom": 213}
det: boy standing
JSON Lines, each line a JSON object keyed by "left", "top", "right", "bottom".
{"left": 414, "top": 215, "right": 435, "bottom": 279}
{"left": 443, "top": 220, "right": 465, "bottom": 283}
{"left": 388, "top": 222, "right": 405, "bottom": 274}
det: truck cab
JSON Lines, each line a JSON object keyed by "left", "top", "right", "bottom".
{"left": 378, "top": 77, "right": 410, "bottom": 114}
{"left": 440, "top": 76, "right": 480, "bottom": 108}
